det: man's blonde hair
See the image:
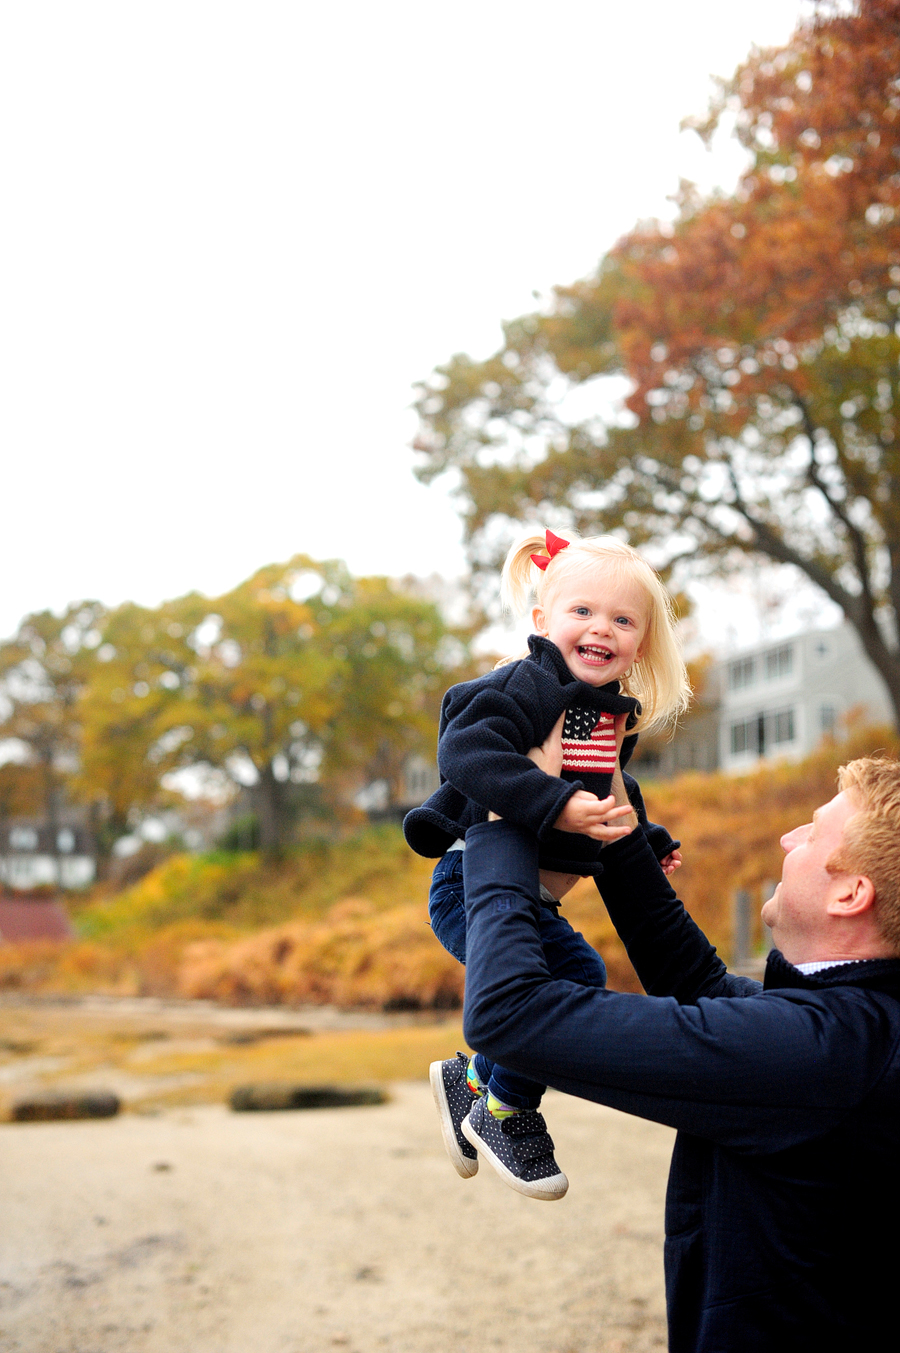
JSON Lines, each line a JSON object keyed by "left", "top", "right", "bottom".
{"left": 832, "top": 756, "right": 900, "bottom": 953}
{"left": 500, "top": 529, "right": 690, "bottom": 734}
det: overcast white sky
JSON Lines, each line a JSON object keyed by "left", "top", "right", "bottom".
{"left": 0, "top": 1, "right": 819, "bottom": 644}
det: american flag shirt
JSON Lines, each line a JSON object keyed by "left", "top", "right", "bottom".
{"left": 561, "top": 707, "right": 618, "bottom": 779}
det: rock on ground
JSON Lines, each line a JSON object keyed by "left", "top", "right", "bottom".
{"left": 0, "top": 1083, "right": 673, "bottom": 1353}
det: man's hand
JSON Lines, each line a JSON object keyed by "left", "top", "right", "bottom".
{"left": 526, "top": 711, "right": 565, "bottom": 777}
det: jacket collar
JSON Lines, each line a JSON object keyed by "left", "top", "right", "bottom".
{"left": 527, "top": 633, "right": 588, "bottom": 685}
{"left": 764, "top": 947, "right": 900, "bottom": 995}
{"left": 526, "top": 634, "right": 641, "bottom": 723}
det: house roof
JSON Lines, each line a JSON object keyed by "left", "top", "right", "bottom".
{"left": 0, "top": 898, "right": 73, "bottom": 943}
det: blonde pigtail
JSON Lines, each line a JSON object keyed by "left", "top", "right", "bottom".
{"left": 499, "top": 532, "right": 555, "bottom": 617}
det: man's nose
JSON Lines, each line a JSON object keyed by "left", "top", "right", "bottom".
{"left": 781, "top": 824, "right": 808, "bottom": 853}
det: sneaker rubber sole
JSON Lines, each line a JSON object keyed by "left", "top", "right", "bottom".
{"left": 430, "top": 1057, "right": 479, "bottom": 1178}
{"left": 461, "top": 1104, "right": 568, "bottom": 1201}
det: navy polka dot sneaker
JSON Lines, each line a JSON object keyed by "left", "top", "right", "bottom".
{"left": 461, "top": 1097, "right": 568, "bottom": 1200}
{"left": 429, "top": 1052, "right": 480, "bottom": 1178}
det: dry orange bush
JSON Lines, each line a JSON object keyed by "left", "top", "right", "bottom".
{"left": 178, "top": 897, "right": 465, "bottom": 1009}
{"left": 0, "top": 939, "right": 74, "bottom": 991}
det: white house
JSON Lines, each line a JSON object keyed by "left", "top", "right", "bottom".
{"left": 354, "top": 754, "right": 442, "bottom": 819}
{"left": 715, "top": 623, "right": 894, "bottom": 773}
{"left": 0, "top": 817, "right": 96, "bottom": 890}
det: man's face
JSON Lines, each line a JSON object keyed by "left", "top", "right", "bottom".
{"left": 761, "top": 790, "right": 859, "bottom": 961}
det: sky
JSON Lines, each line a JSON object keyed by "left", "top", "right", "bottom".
{"left": 0, "top": 1, "right": 820, "bottom": 646}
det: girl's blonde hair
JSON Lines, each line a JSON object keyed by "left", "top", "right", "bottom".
{"left": 499, "top": 529, "right": 690, "bottom": 734}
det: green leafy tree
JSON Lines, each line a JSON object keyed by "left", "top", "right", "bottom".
{"left": 0, "top": 604, "right": 107, "bottom": 876}
{"left": 320, "top": 574, "right": 471, "bottom": 804}
{"left": 414, "top": 0, "right": 900, "bottom": 726}
{"left": 81, "top": 557, "right": 465, "bottom": 856}
{"left": 77, "top": 596, "right": 207, "bottom": 852}
{"left": 80, "top": 558, "right": 343, "bottom": 856}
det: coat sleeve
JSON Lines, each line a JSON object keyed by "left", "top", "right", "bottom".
{"left": 438, "top": 673, "right": 580, "bottom": 840}
{"left": 460, "top": 821, "right": 893, "bottom": 1153}
{"left": 622, "top": 772, "right": 680, "bottom": 863}
{"left": 595, "top": 826, "right": 756, "bottom": 1002}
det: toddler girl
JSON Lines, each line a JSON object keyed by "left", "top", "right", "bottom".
{"left": 403, "top": 529, "right": 690, "bottom": 1199}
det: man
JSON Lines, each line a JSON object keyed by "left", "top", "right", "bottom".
{"left": 461, "top": 752, "right": 900, "bottom": 1351}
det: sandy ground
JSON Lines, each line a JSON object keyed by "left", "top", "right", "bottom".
{"left": 0, "top": 1082, "right": 674, "bottom": 1353}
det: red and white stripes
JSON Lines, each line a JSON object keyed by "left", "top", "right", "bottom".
{"left": 560, "top": 710, "right": 617, "bottom": 776}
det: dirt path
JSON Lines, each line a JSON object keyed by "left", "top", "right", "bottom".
{"left": 0, "top": 1083, "right": 673, "bottom": 1353}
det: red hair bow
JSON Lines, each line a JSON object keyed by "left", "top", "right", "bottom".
{"left": 530, "top": 529, "right": 570, "bottom": 572}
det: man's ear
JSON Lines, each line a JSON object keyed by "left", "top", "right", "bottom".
{"left": 826, "top": 873, "right": 876, "bottom": 919}
{"left": 532, "top": 605, "right": 547, "bottom": 635}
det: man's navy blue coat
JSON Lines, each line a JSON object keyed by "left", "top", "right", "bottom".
{"left": 462, "top": 819, "right": 900, "bottom": 1352}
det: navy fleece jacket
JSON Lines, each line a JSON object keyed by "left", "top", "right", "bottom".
{"left": 461, "top": 819, "right": 900, "bottom": 1352}
{"left": 403, "top": 634, "right": 677, "bottom": 874}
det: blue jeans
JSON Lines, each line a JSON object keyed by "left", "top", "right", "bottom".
{"left": 429, "top": 849, "right": 607, "bottom": 1109}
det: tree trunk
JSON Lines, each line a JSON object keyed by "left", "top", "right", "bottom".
{"left": 255, "top": 764, "right": 284, "bottom": 859}
{"left": 843, "top": 602, "right": 900, "bottom": 735}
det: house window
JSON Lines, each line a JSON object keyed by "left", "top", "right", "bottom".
{"left": 57, "top": 828, "right": 76, "bottom": 853}
{"left": 728, "top": 657, "right": 755, "bottom": 690}
{"left": 730, "top": 717, "right": 756, "bottom": 755}
{"left": 9, "top": 826, "right": 39, "bottom": 850}
{"left": 765, "top": 645, "right": 793, "bottom": 680}
{"left": 731, "top": 708, "right": 794, "bottom": 756}
{"left": 820, "top": 704, "right": 837, "bottom": 734}
{"left": 773, "top": 708, "right": 795, "bottom": 744}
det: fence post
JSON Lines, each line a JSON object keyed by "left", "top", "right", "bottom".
{"left": 733, "top": 888, "right": 752, "bottom": 971}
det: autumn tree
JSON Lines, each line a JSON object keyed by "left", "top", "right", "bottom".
{"left": 0, "top": 604, "right": 107, "bottom": 876}
{"left": 0, "top": 763, "right": 44, "bottom": 821}
{"left": 76, "top": 594, "right": 212, "bottom": 851}
{"left": 80, "top": 557, "right": 463, "bottom": 856}
{"left": 318, "top": 573, "right": 469, "bottom": 801}
{"left": 414, "top": 0, "right": 900, "bottom": 726}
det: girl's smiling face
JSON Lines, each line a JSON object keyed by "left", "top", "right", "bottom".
{"left": 532, "top": 563, "right": 649, "bottom": 686}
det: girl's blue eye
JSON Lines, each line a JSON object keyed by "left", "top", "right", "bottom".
{"left": 574, "top": 606, "right": 591, "bottom": 616}
{"left": 616, "top": 616, "right": 632, "bottom": 626}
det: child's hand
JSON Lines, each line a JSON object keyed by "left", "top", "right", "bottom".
{"left": 530, "top": 713, "right": 633, "bottom": 840}
{"left": 660, "top": 849, "right": 683, "bottom": 876}
{"left": 554, "top": 791, "right": 635, "bottom": 841}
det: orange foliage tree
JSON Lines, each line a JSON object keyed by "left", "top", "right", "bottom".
{"left": 414, "top": 0, "right": 900, "bottom": 724}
